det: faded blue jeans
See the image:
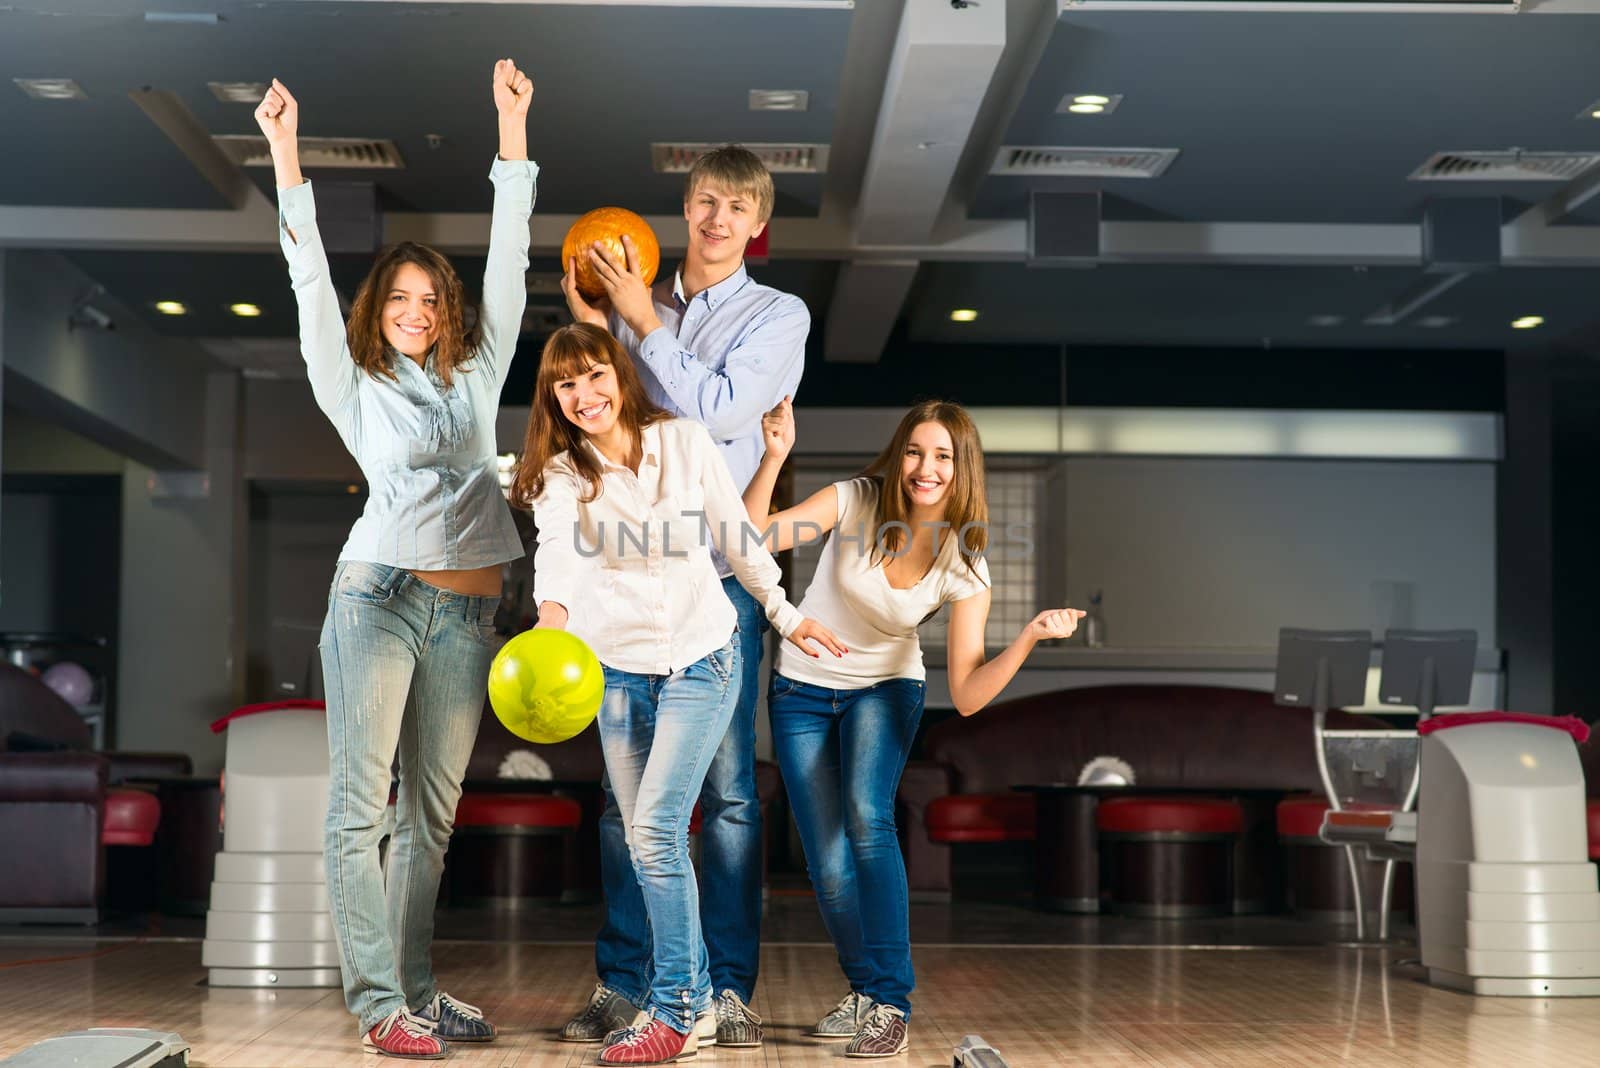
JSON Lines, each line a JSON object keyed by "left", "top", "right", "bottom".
{"left": 768, "top": 673, "right": 925, "bottom": 1017}
{"left": 598, "top": 635, "right": 741, "bottom": 1035}
{"left": 319, "top": 561, "right": 500, "bottom": 1032}
{"left": 594, "top": 577, "right": 767, "bottom": 1007}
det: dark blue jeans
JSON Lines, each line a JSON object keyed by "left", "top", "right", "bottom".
{"left": 768, "top": 673, "right": 925, "bottom": 1018}
{"left": 594, "top": 576, "right": 769, "bottom": 1006}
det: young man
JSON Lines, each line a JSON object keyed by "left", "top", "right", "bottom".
{"left": 559, "top": 145, "right": 809, "bottom": 1055}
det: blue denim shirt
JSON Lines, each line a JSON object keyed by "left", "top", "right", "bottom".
{"left": 278, "top": 157, "right": 538, "bottom": 569}
{"left": 608, "top": 265, "right": 808, "bottom": 577}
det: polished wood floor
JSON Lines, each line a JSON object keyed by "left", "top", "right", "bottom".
{"left": 1, "top": 911, "right": 1596, "bottom": 1066}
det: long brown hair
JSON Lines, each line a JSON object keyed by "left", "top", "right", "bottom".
{"left": 859, "top": 400, "right": 989, "bottom": 580}
{"left": 346, "top": 242, "right": 479, "bottom": 388}
{"left": 510, "top": 323, "right": 671, "bottom": 506}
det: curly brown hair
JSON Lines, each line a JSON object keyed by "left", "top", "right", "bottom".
{"left": 346, "top": 242, "right": 480, "bottom": 388}
{"left": 510, "top": 323, "right": 671, "bottom": 507}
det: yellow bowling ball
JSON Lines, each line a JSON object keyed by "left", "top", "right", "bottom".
{"left": 487, "top": 629, "right": 604, "bottom": 744}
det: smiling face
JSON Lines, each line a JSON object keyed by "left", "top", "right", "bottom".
{"left": 901, "top": 420, "right": 956, "bottom": 511}
{"left": 380, "top": 262, "right": 441, "bottom": 358}
{"left": 553, "top": 358, "right": 623, "bottom": 439}
{"left": 683, "top": 180, "right": 767, "bottom": 272}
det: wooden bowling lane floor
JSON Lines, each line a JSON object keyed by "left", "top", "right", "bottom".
{"left": 1, "top": 938, "right": 1597, "bottom": 1066}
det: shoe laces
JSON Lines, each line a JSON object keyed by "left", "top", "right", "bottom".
{"left": 716, "top": 990, "right": 760, "bottom": 1025}
{"left": 434, "top": 992, "right": 484, "bottom": 1021}
{"left": 574, "top": 984, "right": 613, "bottom": 1024}
{"left": 381, "top": 1009, "right": 439, "bottom": 1040}
{"left": 834, "top": 991, "right": 865, "bottom": 1018}
{"left": 611, "top": 1023, "right": 652, "bottom": 1048}
{"left": 859, "top": 1004, "right": 900, "bottom": 1039}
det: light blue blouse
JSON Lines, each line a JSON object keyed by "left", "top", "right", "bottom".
{"left": 277, "top": 157, "right": 538, "bottom": 569}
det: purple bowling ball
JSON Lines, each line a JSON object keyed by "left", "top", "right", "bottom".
{"left": 42, "top": 661, "right": 95, "bottom": 707}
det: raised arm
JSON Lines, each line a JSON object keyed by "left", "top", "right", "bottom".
{"left": 478, "top": 58, "right": 539, "bottom": 392}
{"left": 693, "top": 426, "right": 845, "bottom": 659}
{"left": 945, "top": 591, "right": 1085, "bottom": 717}
{"left": 255, "top": 79, "right": 358, "bottom": 423}
{"left": 741, "top": 395, "right": 838, "bottom": 553}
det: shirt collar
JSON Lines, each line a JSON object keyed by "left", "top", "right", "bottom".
{"left": 581, "top": 420, "right": 663, "bottom": 473}
{"left": 671, "top": 264, "right": 750, "bottom": 313}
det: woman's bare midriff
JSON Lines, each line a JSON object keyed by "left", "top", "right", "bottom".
{"left": 408, "top": 564, "right": 503, "bottom": 597}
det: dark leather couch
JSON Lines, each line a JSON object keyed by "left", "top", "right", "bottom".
{"left": 897, "top": 684, "right": 1374, "bottom": 896}
{"left": 0, "top": 664, "right": 191, "bottom": 922}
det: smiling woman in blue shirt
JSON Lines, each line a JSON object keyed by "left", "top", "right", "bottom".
{"left": 254, "top": 59, "right": 536, "bottom": 1061}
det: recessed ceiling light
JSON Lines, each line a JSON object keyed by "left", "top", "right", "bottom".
{"left": 950, "top": 309, "right": 979, "bottom": 323}
{"left": 1578, "top": 99, "right": 1600, "bottom": 120}
{"left": 345, "top": 484, "right": 361, "bottom": 495}
{"left": 208, "top": 81, "right": 268, "bottom": 104}
{"left": 1511, "top": 315, "right": 1544, "bottom": 329}
{"left": 1057, "top": 93, "right": 1122, "bottom": 115}
{"left": 1307, "top": 315, "right": 1343, "bottom": 327}
{"left": 154, "top": 301, "right": 187, "bottom": 316}
{"left": 748, "top": 89, "right": 809, "bottom": 112}
{"left": 230, "top": 302, "right": 262, "bottom": 318}
{"left": 14, "top": 78, "right": 86, "bottom": 101}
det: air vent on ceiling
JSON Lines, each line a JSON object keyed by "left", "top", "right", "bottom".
{"left": 212, "top": 135, "right": 405, "bottom": 170}
{"left": 1410, "top": 151, "right": 1600, "bottom": 182}
{"left": 651, "top": 142, "right": 828, "bottom": 174}
{"left": 991, "top": 146, "right": 1178, "bottom": 179}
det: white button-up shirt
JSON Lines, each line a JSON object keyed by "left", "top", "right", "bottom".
{"left": 278, "top": 156, "right": 538, "bottom": 569}
{"left": 530, "top": 418, "right": 803, "bottom": 675}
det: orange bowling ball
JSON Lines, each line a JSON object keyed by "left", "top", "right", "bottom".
{"left": 561, "top": 207, "right": 661, "bottom": 303}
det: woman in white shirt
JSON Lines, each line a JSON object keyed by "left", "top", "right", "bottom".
{"left": 511, "top": 323, "right": 841, "bottom": 1067}
{"left": 742, "top": 399, "right": 1083, "bottom": 1058}
{"left": 256, "top": 62, "right": 534, "bottom": 1059}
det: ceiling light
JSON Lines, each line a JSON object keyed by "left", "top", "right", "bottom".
{"left": 230, "top": 303, "right": 262, "bottom": 318}
{"left": 208, "top": 81, "right": 268, "bottom": 104}
{"left": 1578, "top": 100, "right": 1600, "bottom": 120}
{"left": 154, "top": 301, "right": 187, "bottom": 316}
{"left": 1057, "top": 93, "right": 1122, "bottom": 115}
{"left": 748, "top": 89, "right": 809, "bottom": 112}
{"left": 1511, "top": 315, "right": 1544, "bottom": 329}
{"left": 14, "top": 78, "right": 87, "bottom": 101}
{"left": 345, "top": 484, "right": 361, "bottom": 495}
{"left": 949, "top": 309, "right": 979, "bottom": 323}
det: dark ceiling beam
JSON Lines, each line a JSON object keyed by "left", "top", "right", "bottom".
{"left": 128, "top": 88, "right": 270, "bottom": 214}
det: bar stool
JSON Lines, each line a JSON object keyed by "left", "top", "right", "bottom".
{"left": 1098, "top": 797, "right": 1243, "bottom": 917}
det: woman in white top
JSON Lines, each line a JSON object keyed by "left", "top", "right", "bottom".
{"left": 511, "top": 323, "right": 841, "bottom": 1067}
{"left": 256, "top": 63, "right": 534, "bottom": 1059}
{"left": 742, "top": 399, "right": 1083, "bottom": 1058}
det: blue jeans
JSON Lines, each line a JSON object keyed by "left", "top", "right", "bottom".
{"left": 597, "top": 636, "right": 741, "bottom": 1034}
{"left": 319, "top": 561, "right": 500, "bottom": 1032}
{"left": 595, "top": 577, "right": 768, "bottom": 1006}
{"left": 768, "top": 673, "right": 925, "bottom": 1018}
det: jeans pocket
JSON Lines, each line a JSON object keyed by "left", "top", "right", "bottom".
{"left": 333, "top": 562, "right": 401, "bottom": 606}
{"left": 704, "top": 640, "right": 736, "bottom": 686}
{"left": 468, "top": 597, "right": 503, "bottom": 647}
{"left": 770, "top": 673, "right": 799, "bottom": 699}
